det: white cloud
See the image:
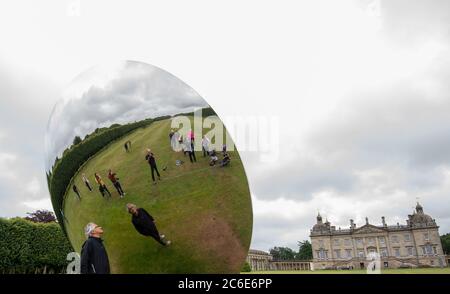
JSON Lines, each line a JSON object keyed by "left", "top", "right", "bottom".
{"left": 25, "top": 177, "right": 41, "bottom": 196}
{"left": 0, "top": 152, "right": 17, "bottom": 180}
{"left": 22, "top": 198, "right": 53, "bottom": 211}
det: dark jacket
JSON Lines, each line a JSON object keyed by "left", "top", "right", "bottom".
{"left": 145, "top": 153, "right": 157, "bottom": 167}
{"left": 80, "top": 236, "right": 110, "bottom": 274}
{"left": 131, "top": 208, "right": 158, "bottom": 236}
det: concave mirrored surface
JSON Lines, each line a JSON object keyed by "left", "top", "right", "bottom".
{"left": 45, "top": 61, "right": 252, "bottom": 273}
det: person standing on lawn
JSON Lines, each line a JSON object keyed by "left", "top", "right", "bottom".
{"left": 73, "top": 184, "right": 81, "bottom": 200}
{"left": 126, "top": 203, "right": 171, "bottom": 246}
{"left": 95, "top": 173, "right": 112, "bottom": 198}
{"left": 185, "top": 137, "right": 197, "bottom": 163}
{"left": 82, "top": 173, "right": 93, "bottom": 192}
{"left": 145, "top": 149, "right": 161, "bottom": 184}
{"left": 108, "top": 169, "right": 125, "bottom": 198}
{"left": 201, "top": 135, "right": 211, "bottom": 157}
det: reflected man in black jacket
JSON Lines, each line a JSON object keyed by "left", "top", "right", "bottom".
{"left": 145, "top": 149, "right": 161, "bottom": 185}
{"left": 80, "top": 223, "right": 110, "bottom": 274}
{"left": 126, "top": 203, "right": 171, "bottom": 246}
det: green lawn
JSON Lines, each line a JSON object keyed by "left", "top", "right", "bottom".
{"left": 248, "top": 268, "right": 450, "bottom": 274}
{"left": 62, "top": 117, "right": 252, "bottom": 273}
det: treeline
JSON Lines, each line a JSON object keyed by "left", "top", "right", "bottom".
{"left": 47, "top": 116, "right": 169, "bottom": 231}
{"left": 269, "top": 240, "right": 313, "bottom": 261}
{"left": 0, "top": 218, "right": 72, "bottom": 274}
{"left": 174, "top": 106, "right": 217, "bottom": 117}
{"left": 441, "top": 233, "right": 450, "bottom": 255}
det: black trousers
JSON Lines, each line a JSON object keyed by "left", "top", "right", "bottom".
{"left": 202, "top": 147, "right": 208, "bottom": 157}
{"left": 188, "top": 151, "right": 197, "bottom": 163}
{"left": 101, "top": 185, "right": 112, "bottom": 198}
{"left": 85, "top": 182, "right": 92, "bottom": 191}
{"left": 147, "top": 223, "right": 166, "bottom": 246}
{"left": 113, "top": 181, "right": 124, "bottom": 196}
{"left": 150, "top": 165, "right": 160, "bottom": 181}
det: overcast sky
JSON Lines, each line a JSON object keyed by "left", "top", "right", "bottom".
{"left": 1, "top": 0, "right": 450, "bottom": 252}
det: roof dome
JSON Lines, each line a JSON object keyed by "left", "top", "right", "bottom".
{"left": 409, "top": 202, "right": 434, "bottom": 225}
{"left": 312, "top": 223, "right": 328, "bottom": 231}
{"left": 410, "top": 213, "right": 433, "bottom": 224}
{"left": 312, "top": 212, "right": 330, "bottom": 232}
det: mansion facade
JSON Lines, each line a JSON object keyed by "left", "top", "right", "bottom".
{"left": 246, "top": 249, "right": 311, "bottom": 271}
{"left": 310, "top": 202, "right": 447, "bottom": 269}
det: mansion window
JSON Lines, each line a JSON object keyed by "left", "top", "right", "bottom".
{"left": 421, "top": 245, "right": 433, "bottom": 255}
{"left": 391, "top": 235, "right": 399, "bottom": 243}
{"left": 334, "top": 239, "right": 340, "bottom": 246}
{"left": 318, "top": 249, "right": 328, "bottom": 260}
{"left": 345, "top": 249, "right": 352, "bottom": 258}
{"left": 368, "top": 248, "right": 377, "bottom": 257}
{"left": 367, "top": 237, "right": 375, "bottom": 245}
{"left": 319, "top": 240, "right": 324, "bottom": 247}
{"left": 380, "top": 248, "right": 388, "bottom": 257}
{"left": 423, "top": 233, "right": 430, "bottom": 241}
{"left": 407, "top": 247, "right": 414, "bottom": 256}
{"left": 358, "top": 250, "right": 365, "bottom": 258}
{"left": 379, "top": 237, "right": 386, "bottom": 245}
{"left": 404, "top": 234, "right": 411, "bottom": 242}
{"left": 433, "top": 246, "right": 437, "bottom": 254}
{"left": 356, "top": 238, "right": 364, "bottom": 247}
{"left": 334, "top": 249, "right": 341, "bottom": 259}
{"left": 344, "top": 239, "right": 351, "bottom": 246}
{"left": 394, "top": 248, "right": 401, "bottom": 257}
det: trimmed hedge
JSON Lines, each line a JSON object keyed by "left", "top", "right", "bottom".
{"left": 0, "top": 218, "right": 72, "bottom": 274}
{"left": 48, "top": 116, "right": 170, "bottom": 232}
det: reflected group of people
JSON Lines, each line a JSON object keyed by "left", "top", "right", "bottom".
{"left": 72, "top": 170, "right": 125, "bottom": 201}
{"left": 169, "top": 129, "right": 231, "bottom": 168}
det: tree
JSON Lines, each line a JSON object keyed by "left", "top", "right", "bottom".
{"left": 296, "top": 240, "right": 313, "bottom": 260}
{"left": 441, "top": 233, "right": 450, "bottom": 255}
{"left": 269, "top": 246, "right": 296, "bottom": 261}
{"left": 73, "top": 136, "right": 82, "bottom": 145}
{"left": 241, "top": 262, "right": 251, "bottom": 272}
{"left": 24, "top": 210, "right": 56, "bottom": 223}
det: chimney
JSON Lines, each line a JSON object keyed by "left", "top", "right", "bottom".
{"left": 350, "top": 219, "right": 355, "bottom": 230}
{"left": 382, "top": 216, "right": 386, "bottom": 227}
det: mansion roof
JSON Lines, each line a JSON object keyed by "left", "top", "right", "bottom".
{"left": 248, "top": 249, "right": 272, "bottom": 256}
{"left": 310, "top": 202, "right": 438, "bottom": 237}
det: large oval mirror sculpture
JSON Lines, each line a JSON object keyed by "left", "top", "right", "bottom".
{"left": 45, "top": 61, "right": 252, "bottom": 273}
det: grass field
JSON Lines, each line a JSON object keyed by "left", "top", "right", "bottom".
{"left": 248, "top": 268, "right": 450, "bottom": 274}
{"left": 62, "top": 117, "right": 252, "bottom": 273}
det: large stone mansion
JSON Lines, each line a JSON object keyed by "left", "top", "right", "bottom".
{"left": 310, "top": 202, "right": 447, "bottom": 269}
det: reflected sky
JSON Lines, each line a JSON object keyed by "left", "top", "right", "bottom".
{"left": 45, "top": 61, "right": 207, "bottom": 171}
